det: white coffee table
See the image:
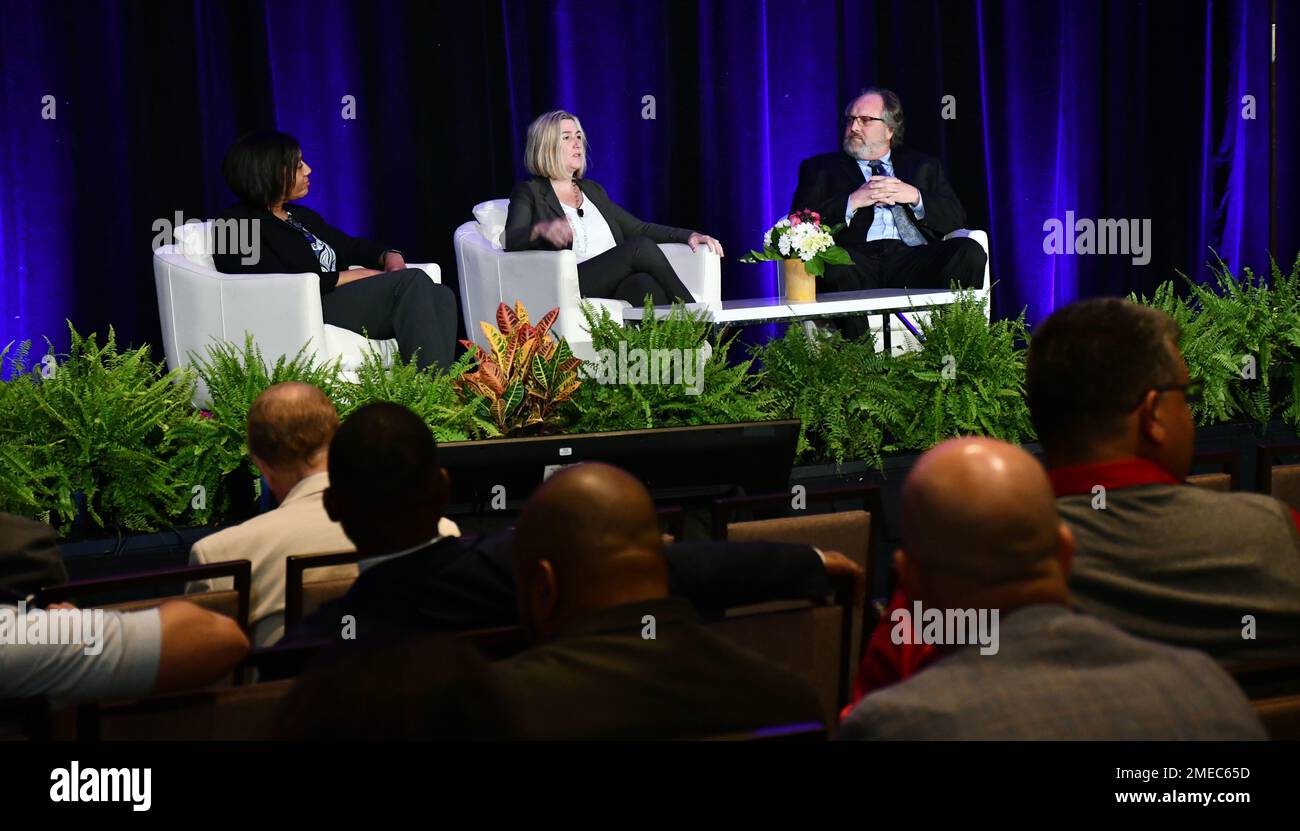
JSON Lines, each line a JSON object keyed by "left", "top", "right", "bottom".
{"left": 622, "top": 287, "right": 970, "bottom": 352}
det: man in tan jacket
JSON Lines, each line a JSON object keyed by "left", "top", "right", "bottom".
{"left": 187, "top": 382, "right": 458, "bottom": 645}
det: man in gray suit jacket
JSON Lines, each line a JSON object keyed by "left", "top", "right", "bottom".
{"left": 1027, "top": 298, "right": 1300, "bottom": 663}
{"left": 838, "top": 437, "right": 1264, "bottom": 740}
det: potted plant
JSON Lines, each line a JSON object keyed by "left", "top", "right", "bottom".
{"left": 741, "top": 209, "right": 853, "bottom": 302}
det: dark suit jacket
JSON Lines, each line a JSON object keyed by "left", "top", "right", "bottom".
{"left": 789, "top": 146, "right": 967, "bottom": 247}
{"left": 494, "top": 596, "right": 826, "bottom": 739}
{"left": 211, "top": 203, "right": 389, "bottom": 295}
{"left": 287, "top": 530, "right": 832, "bottom": 643}
{"left": 0, "top": 512, "right": 66, "bottom": 598}
{"left": 503, "top": 176, "right": 694, "bottom": 253}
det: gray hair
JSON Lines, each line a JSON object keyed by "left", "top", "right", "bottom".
{"left": 845, "top": 87, "right": 905, "bottom": 146}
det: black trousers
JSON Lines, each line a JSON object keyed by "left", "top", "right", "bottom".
{"left": 821, "top": 236, "right": 987, "bottom": 340}
{"left": 320, "top": 268, "right": 458, "bottom": 370}
{"left": 578, "top": 235, "right": 696, "bottom": 306}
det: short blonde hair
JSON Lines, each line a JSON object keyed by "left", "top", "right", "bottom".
{"left": 525, "top": 110, "right": 588, "bottom": 180}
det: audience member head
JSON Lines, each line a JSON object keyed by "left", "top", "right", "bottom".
{"left": 897, "top": 437, "right": 1073, "bottom": 613}
{"left": 274, "top": 635, "right": 520, "bottom": 740}
{"left": 1026, "top": 298, "right": 1195, "bottom": 478}
{"left": 843, "top": 86, "right": 904, "bottom": 159}
{"left": 323, "top": 402, "right": 449, "bottom": 556}
{"left": 525, "top": 110, "right": 588, "bottom": 180}
{"left": 246, "top": 382, "right": 338, "bottom": 502}
{"left": 222, "top": 130, "right": 308, "bottom": 210}
{"left": 512, "top": 463, "right": 668, "bottom": 642}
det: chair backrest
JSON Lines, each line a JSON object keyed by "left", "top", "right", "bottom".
{"left": 1254, "top": 693, "right": 1300, "bottom": 740}
{"left": 1188, "top": 448, "right": 1241, "bottom": 490}
{"left": 1186, "top": 471, "right": 1231, "bottom": 492}
{"left": 105, "top": 589, "right": 243, "bottom": 622}
{"left": 704, "top": 600, "right": 846, "bottom": 726}
{"left": 453, "top": 221, "right": 589, "bottom": 349}
{"left": 284, "top": 550, "right": 363, "bottom": 630}
{"left": 724, "top": 513, "right": 868, "bottom": 715}
{"left": 1254, "top": 444, "right": 1300, "bottom": 512}
{"left": 80, "top": 679, "right": 297, "bottom": 741}
{"left": 154, "top": 219, "right": 330, "bottom": 406}
{"left": 37, "top": 560, "right": 252, "bottom": 633}
{"left": 454, "top": 222, "right": 512, "bottom": 353}
{"left": 1272, "top": 466, "right": 1300, "bottom": 513}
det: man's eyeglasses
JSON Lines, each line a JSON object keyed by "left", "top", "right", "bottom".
{"left": 1149, "top": 380, "right": 1203, "bottom": 406}
{"left": 844, "top": 115, "right": 886, "bottom": 129}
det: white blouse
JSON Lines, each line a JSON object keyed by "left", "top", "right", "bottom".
{"left": 561, "top": 196, "right": 617, "bottom": 263}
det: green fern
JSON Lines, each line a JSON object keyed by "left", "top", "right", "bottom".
{"left": 190, "top": 335, "right": 345, "bottom": 501}
{"left": 336, "top": 349, "right": 499, "bottom": 442}
{"left": 886, "top": 291, "right": 1035, "bottom": 451}
{"left": 751, "top": 324, "right": 905, "bottom": 466}
{"left": 0, "top": 325, "right": 220, "bottom": 535}
{"left": 1131, "top": 253, "right": 1300, "bottom": 430}
{"left": 569, "top": 300, "right": 777, "bottom": 433}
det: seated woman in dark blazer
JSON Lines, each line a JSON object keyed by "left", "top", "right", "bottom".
{"left": 503, "top": 110, "right": 724, "bottom": 306}
{"left": 212, "top": 131, "right": 457, "bottom": 370}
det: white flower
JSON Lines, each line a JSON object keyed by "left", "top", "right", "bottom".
{"left": 777, "top": 234, "right": 792, "bottom": 257}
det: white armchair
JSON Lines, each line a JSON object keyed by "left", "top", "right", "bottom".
{"left": 453, "top": 199, "right": 721, "bottom": 362}
{"left": 154, "top": 220, "right": 441, "bottom": 407}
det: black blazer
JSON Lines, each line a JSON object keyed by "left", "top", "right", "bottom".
{"left": 285, "top": 529, "right": 833, "bottom": 643}
{"left": 211, "top": 202, "right": 389, "bottom": 295}
{"left": 789, "top": 145, "right": 968, "bottom": 247}
{"left": 503, "top": 176, "right": 694, "bottom": 253}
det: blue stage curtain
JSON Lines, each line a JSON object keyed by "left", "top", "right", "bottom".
{"left": 0, "top": 0, "right": 1293, "bottom": 361}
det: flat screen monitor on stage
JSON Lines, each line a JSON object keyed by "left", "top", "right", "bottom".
{"left": 438, "top": 419, "right": 801, "bottom": 509}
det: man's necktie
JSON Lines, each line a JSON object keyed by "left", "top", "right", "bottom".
{"left": 869, "top": 161, "right": 927, "bottom": 247}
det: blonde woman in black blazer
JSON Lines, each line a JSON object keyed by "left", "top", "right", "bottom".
{"left": 503, "top": 110, "right": 724, "bottom": 306}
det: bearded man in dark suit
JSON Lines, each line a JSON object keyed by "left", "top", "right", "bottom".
{"left": 790, "top": 87, "right": 985, "bottom": 338}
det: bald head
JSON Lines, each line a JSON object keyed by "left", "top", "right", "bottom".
{"left": 514, "top": 463, "right": 668, "bottom": 640}
{"left": 899, "top": 438, "right": 1071, "bottom": 608}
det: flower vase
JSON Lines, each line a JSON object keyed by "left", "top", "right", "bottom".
{"left": 783, "top": 259, "right": 816, "bottom": 303}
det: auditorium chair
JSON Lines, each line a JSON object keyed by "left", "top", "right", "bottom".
{"left": 154, "top": 220, "right": 443, "bottom": 407}
{"left": 1255, "top": 443, "right": 1300, "bottom": 513}
{"left": 453, "top": 199, "right": 721, "bottom": 362}
{"left": 701, "top": 570, "right": 858, "bottom": 725}
{"left": 1184, "top": 448, "right": 1241, "bottom": 492}
{"left": 36, "top": 560, "right": 252, "bottom": 635}
{"left": 76, "top": 679, "right": 296, "bottom": 741}
{"left": 283, "top": 550, "right": 363, "bottom": 631}
{"left": 713, "top": 485, "right": 882, "bottom": 664}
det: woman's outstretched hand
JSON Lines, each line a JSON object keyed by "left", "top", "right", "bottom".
{"left": 531, "top": 218, "right": 574, "bottom": 248}
{"left": 687, "top": 232, "right": 724, "bottom": 257}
